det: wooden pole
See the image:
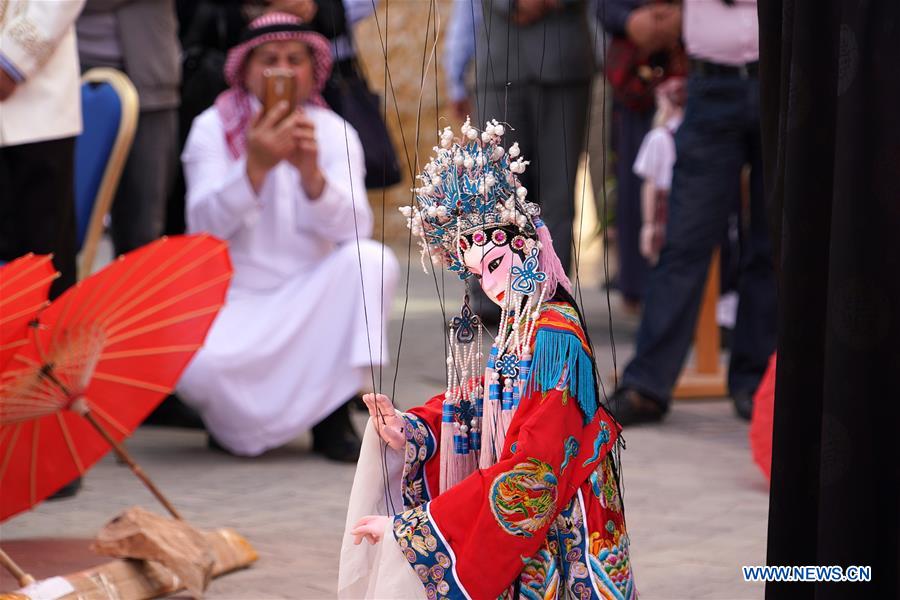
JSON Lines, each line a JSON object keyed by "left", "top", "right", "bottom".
{"left": 35, "top": 367, "right": 184, "bottom": 522}
{"left": 672, "top": 249, "right": 728, "bottom": 399}
{"left": 694, "top": 249, "right": 722, "bottom": 374}
{"left": 0, "top": 547, "right": 34, "bottom": 588}
{"left": 81, "top": 411, "right": 183, "bottom": 521}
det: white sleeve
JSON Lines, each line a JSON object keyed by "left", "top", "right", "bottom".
{"left": 0, "top": 0, "right": 86, "bottom": 78}
{"left": 656, "top": 132, "right": 677, "bottom": 190}
{"left": 338, "top": 419, "right": 412, "bottom": 599}
{"left": 182, "top": 112, "right": 263, "bottom": 240}
{"left": 633, "top": 128, "right": 675, "bottom": 191}
{"left": 298, "top": 116, "right": 373, "bottom": 243}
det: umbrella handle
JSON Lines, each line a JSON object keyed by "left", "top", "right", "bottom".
{"left": 0, "top": 547, "right": 35, "bottom": 588}
{"left": 81, "top": 411, "right": 184, "bottom": 521}
{"left": 35, "top": 368, "right": 184, "bottom": 522}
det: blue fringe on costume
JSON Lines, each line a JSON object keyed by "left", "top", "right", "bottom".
{"left": 527, "top": 329, "right": 599, "bottom": 424}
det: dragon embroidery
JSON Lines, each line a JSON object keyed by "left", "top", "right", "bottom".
{"left": 490, "top": 458, "right": 559, "bottom": 538}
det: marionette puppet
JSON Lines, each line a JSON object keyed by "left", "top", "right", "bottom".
{"left": 338, "top": 119, "right": 636, "bottom": 600}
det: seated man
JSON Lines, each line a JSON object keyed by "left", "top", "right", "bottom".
{"left": 178, "top": 12, "right": 398, "bottom": 462}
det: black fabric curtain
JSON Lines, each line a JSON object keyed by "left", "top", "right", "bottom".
{"left": 759, "top": 1, "right": 900, "bottom": 598}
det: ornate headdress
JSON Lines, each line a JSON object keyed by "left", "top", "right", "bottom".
{"left": 400, "top": 118, "right": 571, "bottom": 299}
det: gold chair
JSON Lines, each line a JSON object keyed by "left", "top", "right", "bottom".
{"left": 76, "top": 67, "right": 139, "bottom": 278}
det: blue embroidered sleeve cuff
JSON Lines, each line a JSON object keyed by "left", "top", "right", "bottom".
{"left": 0, "top": 53, "right": 25, "bottom": 83}
{"left": 400, "top": 413, "right": 436, "bottom": 509}
{"left": 393, "top": 504, "right": 467, "bottom": 599}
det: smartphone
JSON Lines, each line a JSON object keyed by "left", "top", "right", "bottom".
{"left": 262, "top": 68, "right": 297, "bottom": 118}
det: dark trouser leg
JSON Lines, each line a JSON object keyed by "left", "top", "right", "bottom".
{"left": 1, "top": 138, "right": 79, "bottom": 498}
{"left": 312, "top": 399, "right": 362, "bottom": 463}
{"left": 621, "top": 76, "right": 751, "bottom": 408}
{"left": 728, "top": 126, "right": 777, "bottom": 395}
{"left": 613, "top": 102, "right": 653, "bottom": 302}
{"left": 478, "top": 83, "right": 534, "bottom": 190}
{"left": 529, "top": 82, "right": 590, "bottom": 274}
{"left": 0, "top": 138, "right": 77, "bottom": 298}
{"left": 110, "top": 109, "right": 177, "bottom": 255}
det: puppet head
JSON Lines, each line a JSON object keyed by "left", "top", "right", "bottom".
{"left": 400, "top": 118, "right": 571, "bottom": 305}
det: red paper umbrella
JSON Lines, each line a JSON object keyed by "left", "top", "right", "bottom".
{"left": 0, "top": 235, "right": 232, "bottom": 522}
{"left": 0, "top": 254, "right": 59, "bottom": 370}
{"left": 749, "top": 352, "right": 777, "bottom": 481}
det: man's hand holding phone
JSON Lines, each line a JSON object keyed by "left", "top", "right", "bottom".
{"left": 246, "top": 68, "right": 324, "bottom": 198}
{"left": 246, "top": 100, "right": 301, "bottom": 193}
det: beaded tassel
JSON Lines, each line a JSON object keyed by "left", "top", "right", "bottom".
{"left": 440, "top": 298, "right": 484, "bottom": 493}
{"left": 478, "top": 282, "right": 546, "bottom": 470}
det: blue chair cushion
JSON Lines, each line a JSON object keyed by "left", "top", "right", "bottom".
{"left": 74, "top": 81, "right": 123, "bottom": 250}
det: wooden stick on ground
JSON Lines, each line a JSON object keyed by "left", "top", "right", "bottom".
{"left": 7, "top": 529, "right": 257, "bottom": 600}
{"left": 0, "top": 548, "right": 34, "bottom": 588}
{"left": 81, "top": 411, "right": 183, "bottom": 521}
{"left": 38, "top": 369, "right": 184, "bottom": 522}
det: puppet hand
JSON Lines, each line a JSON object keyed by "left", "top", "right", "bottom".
{"left": 351, "top": 515, "right": 391, "bottom": 545}
{"left": 362, "top": 393, "right": 405, "bottom": 450}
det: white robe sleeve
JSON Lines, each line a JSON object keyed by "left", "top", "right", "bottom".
{"left": 298, "top": 117, "right": 373, "bottom": 244}
{"left": 1, "top": 0, "right": 85, "bottom": 79}
{"left": 182, "top": 111, "right": 263, "bottom": 240}
{"left": 339, "top": 417, "right": 426, "bottom": 599}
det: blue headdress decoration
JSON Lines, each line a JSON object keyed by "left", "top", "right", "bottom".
{"left": 400, "top": 118, "right": 542, "bottom": 278}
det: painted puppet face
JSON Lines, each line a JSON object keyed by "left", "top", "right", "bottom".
{"left": 462, "top": 239, "right": 524, "bottom": 306}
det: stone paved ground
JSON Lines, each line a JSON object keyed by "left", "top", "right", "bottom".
{"left": 1, "top": 248, "right": 769, "bottom": 599}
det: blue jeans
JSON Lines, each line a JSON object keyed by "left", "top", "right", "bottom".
{"left": 621, "top": 74, "right": 777, "bottom": 408}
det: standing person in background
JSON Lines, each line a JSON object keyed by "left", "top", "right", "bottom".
{"left": 77, "top": 0, "right": 181, "bottom": 256}
{"left": 0, "top": 0, "right": 86, "bottom": 499}
{"left": 477, "top": 0, "right": 594, "bottom": 276}
{"left": 472, "top": 0, "right": 595, "bottom": 322}
{"left": 0, "top": 0, "right": 85, "bottom": 296}
{"left": 608, "top": 0, "right": 776, "bottom": 425}
{"left": 443, "top": 0, "right": 480, "bottom": 121}
{"left": 597, "top": 0, "right": 682, "bottom": 312}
